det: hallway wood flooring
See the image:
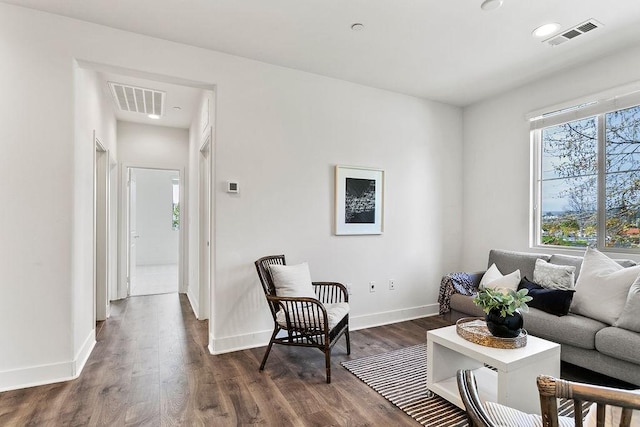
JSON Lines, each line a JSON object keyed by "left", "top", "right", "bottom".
{"left": 0, "top": 294, "right": 451, "bottom": 426}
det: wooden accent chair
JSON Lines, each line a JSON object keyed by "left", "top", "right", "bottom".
{"left": 537, "top": 375, "right": 640, "bottom": 427}
{"left": 456, "top": 369, "right": 640, "bottom": 427}
{"left": 254, "top": 255, "right": 350, "bottom": 383}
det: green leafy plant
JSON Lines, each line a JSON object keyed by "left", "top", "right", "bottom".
{"left": 473, "top": 287, "right": 533, "bottom": 317}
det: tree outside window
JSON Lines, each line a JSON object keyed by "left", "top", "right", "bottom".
{"left": 538, "top": 104, "right": 640, "bottom": 249}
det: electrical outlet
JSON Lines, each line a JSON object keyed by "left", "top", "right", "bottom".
{"left": 389, "top": 279, "right": 396, "bottom": 290}
{"left": 346, "top": 283, "right": 353, "bottom": 295}
{"left": 369, "top": 281, "right": 376, "bottom": 292}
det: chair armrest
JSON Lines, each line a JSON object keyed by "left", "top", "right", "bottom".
{"left": 266, "top": 295, "right": 329, "bottom": 330}
{"left": 312, "top": 282, "right": 348, "bottom": 304}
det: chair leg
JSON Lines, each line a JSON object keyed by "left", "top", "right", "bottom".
{"left": 345, "top": 328, "right": 351, "bottom": 355}
{"left": 325, "top": 347, "right": 331, "bottom": 384}
{"left": 260, "top": 328, "right": 279, "bottom": 371}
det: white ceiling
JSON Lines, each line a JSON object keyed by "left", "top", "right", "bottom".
{"left": 7, "top": 0, "right": 640, "bottom": 106}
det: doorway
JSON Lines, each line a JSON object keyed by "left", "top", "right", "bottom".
{"left": 94, "top": 134, "right": 110, "bottom": 321}
{"left": 128, "top": 167, "right": 181, "bottom": 296}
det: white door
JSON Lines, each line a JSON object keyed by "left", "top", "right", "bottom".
{"left": 128, "top": 169, "right": 138, "bottom": 296}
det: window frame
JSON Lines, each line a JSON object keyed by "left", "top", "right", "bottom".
{"left": 530, "top": 85, "right": 640, "bottom": 253}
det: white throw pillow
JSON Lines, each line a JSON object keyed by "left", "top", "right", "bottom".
{"left": 480, "top": 263, "right": 521, "bottom": 292}
{"left": 533, "top": 258, "right": 576, "bottom": 290}
{"left": 614, "top": 278, "right": 640, "bottom": 332}
{"left": 269, "top": 262, "right": 317, "bottom": 299}
{"left": 571, "top": 247, "right": 640, "bottom": 325}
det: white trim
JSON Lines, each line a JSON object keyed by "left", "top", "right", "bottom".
{"left": 207, "top": 304, "right": 438, "bottom": 355}
{"left": 0, "top": 330, "right": 95, "bottom": 393}
{"left": 527, "top": 80, "right": 640, "bottom": 129}
{"left": 186, "top": 285, "right": 200, "bottom": 319}
{"left": 73, "top": 329, "right": 96, "bottom": 376}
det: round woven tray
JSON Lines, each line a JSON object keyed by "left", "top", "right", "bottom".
{"left": 456, "top": 317, "right": 527, "bottom": 349}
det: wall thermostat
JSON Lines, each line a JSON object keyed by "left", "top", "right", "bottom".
{"left": 227, "top": 181, "right": 239, "bottom": 193}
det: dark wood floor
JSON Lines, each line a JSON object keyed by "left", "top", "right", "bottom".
{"left": 0, "top": 294, "right": 452, "bottom": 426}
{"left": 0, "top": 294, "right": 632, "bottom": 426}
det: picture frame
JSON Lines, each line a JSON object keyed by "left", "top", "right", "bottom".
{"left": 335, "top": 165, "right": 384, "bottom": 235}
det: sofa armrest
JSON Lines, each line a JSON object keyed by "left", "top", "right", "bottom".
{"left": 438, "top": 271, "right": 484, "bottom": 315}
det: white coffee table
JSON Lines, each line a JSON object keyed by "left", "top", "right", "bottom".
{"left": 426, "top": 324, "right": 560, "bottom": 415}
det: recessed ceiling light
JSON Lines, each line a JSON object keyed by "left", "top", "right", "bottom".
{"left": 480, "top": 0, "right": 503, "bottom": 11}
{"left": 148, "top": 114, "right": 160, "bottom": 120}
{"left": 533, "top": 23, "right": 560, "bottom": 37}
{"left": 351, "top": 23, "right": 364, "bottom": 31}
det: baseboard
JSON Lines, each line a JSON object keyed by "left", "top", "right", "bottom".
{"left": 349, "top": 304, "right": 439, "bottom": 330}
{"left": 186, "top": 287, "right": 200, "bottom": 319}
{"left": 208, "top": 329, "right": 274, "bottom": 355}
{"left": 207, "top": 304, "right": 439, "bottom": 355}
{"left": 73, "top": 329, "right": 96, "bottom": 376}
{"left": 0, "top": 329, "right": 96, "bottom": 393}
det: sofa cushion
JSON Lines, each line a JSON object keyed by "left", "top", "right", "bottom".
{"left": 548, "top": 254, "right": 635, "bottom": 281}
{"left": 533, "top": 258, "right": 576, "bottom": 290}
{"left": 595, "top": 327, "right": 640, "bottom": 365}
{"left": 615, "top": 279, "right": 640, "bottom": 333}
{"left": 523, "top": 308, "right": 607, "bottom": 350}
{"left": 488, "top": 249, "right": 550, "bottom": 283}
{"left": 571, "top": 247, "right": 640, "bottom": 325}
{"left": 450, "top": 294, "right": 485, "bottom": 317}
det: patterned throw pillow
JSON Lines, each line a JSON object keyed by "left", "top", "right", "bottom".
{"left": 533, "top": 258, "right": 576, "bottom": 290}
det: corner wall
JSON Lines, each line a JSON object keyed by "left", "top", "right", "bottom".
{"left": 0, "top": 2, "right": 463, "bottom": 390}
{"left": 462, "top": 44, "right": 640, "bottom": 270}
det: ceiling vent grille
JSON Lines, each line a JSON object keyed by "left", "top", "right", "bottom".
{"left": 545, "top": 19, "right": 602, "bottom": 46}
{"left": 108, "top": 82, "right": 165, "bottom": 116}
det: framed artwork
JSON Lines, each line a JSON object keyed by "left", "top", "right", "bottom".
{"left": 335, "top": 165, "right": 384, "bottom": 235}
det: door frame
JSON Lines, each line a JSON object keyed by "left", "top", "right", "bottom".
{"left": 94, "top": 132, "right": 110, "bottom": 322}
{"left": 118, "top": 162, "right": 186, "bottom": 298}
{"left": 199, "top": 127, "right": 212, "bottom": 320}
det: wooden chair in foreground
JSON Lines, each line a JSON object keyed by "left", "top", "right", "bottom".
{"left": 537, "top": 375, "right": 640, "bottom": 427}
{"left": 254, "top": 255, "right": 350, "bottom": 383}
{"left": 456, "top": 369, "right": 640, "bottom": 427}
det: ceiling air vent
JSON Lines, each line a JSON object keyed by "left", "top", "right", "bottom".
{"left": 108, "top": 82, "right": 165, "bottom": 116}
{"left": 545, "top": 19, "right": 602, "bottom": 46}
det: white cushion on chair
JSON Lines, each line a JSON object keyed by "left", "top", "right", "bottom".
{"left": 269, "top": 262, "right": 317, "bottom": 299}
{"left": 276, "top": 302, "right": 349, "bottom": 330}
{"left": 484, "top": 401, "right": 574, "bottom": 427}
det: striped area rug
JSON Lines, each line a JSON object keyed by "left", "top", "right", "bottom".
{"left": 341, "top": 343, "right": 587, "bottom": 426}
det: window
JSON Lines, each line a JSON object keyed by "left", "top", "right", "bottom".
{"left": 534, "top": 99, "right": 640, "bottom": 250}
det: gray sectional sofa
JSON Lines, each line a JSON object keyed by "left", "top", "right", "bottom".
{"left": 440, "top": 249, "right": 640, "bottom": 386}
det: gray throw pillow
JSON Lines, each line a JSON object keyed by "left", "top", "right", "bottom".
{"left": 533, "top": 258, "right": 576, "bottom": 290}
{"left": 615, "top": 280, "right": 640, "bottom": 333}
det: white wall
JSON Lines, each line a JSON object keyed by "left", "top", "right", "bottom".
{"left": 462, "top": 44, "right": 640, "bottom": 271}
{"left": 0, "top": 3, "right": 463, "bottom": 390}
{"left": 133, "top": 169, "right": 179, "bottom": 265}
{"left": 117, "top": 121, "right": 189, "bottom": 168}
